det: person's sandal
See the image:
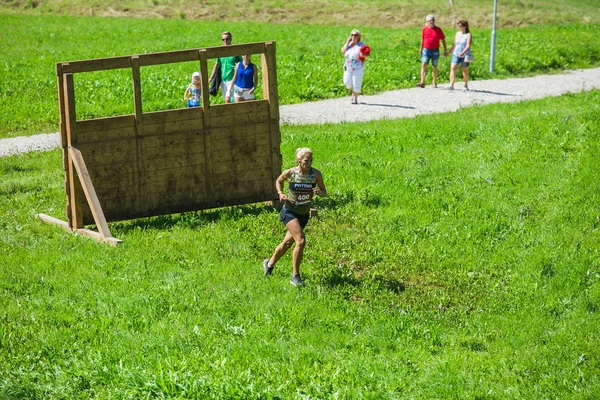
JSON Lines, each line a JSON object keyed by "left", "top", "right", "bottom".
{"left": 416, "top": 83, "right": 425, "bottom": 88}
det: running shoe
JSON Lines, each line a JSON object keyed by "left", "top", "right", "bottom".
{"left": 290, "top": 274, "right": 304, "bottom": 287}
{"left": 263, "top": 259, "right": 273, "bottom": 276}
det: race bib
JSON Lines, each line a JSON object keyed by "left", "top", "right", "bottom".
{"left": 289, "top": 181, "right": 315, "bottom": 205}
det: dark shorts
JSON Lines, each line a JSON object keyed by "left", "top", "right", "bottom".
{"left": 280, "top": 207, "right": 309, "bottom": 229}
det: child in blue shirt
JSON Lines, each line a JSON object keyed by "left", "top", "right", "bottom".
{"left": 184, "top": 72, "right": 202, "bottom": 107}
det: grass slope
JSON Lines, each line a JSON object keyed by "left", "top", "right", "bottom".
{"left": 3, "top": 0, "right": 600, "bottom": 28}
{"left": 1, "top": 13, "right": 600, "bottom": 138}
{"left": 1, "top": 91, "right": 599, "bottom": 398}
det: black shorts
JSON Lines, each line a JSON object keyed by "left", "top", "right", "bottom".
{"left": 280, "top": 207, "right": 309, "bottom": 229}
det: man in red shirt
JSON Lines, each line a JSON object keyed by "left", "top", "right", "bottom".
{"left": 417, "top": 15, "right": 448, "bottom": 88}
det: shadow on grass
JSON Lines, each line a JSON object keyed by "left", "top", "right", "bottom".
{"left": 312, "top": 192, "right": 355, "bottom": 210}
{"left": 317, "top": 267, "right": 362, "bottom": 289}
{"left": 111, "top": 193, "right": 356, "bottom": 234}
{"left": 316, "top": 266, "right": 406, "bottom": 295}
{"left": 113, "top": 202, "right": 280, "bottom": 233}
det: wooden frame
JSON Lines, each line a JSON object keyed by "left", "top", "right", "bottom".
{"left": 38, "top": 42, "right": 282, "bottom": 245}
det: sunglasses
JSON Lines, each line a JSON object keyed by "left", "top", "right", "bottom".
{"left": 351, "top": 34, "right": 359, "bottom": 37}
{"left": 222, "top": 37, "right": 231, "bottom": 42}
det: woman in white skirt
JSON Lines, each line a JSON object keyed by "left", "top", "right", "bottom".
{"left": 341, "top": 29, "right": 370, "bottom": 104}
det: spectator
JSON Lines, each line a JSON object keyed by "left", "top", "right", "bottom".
{"left": 208, "top": 31, "right": 242, "bottom": 103}
{"left": 183, "top": 72, "right": 201, "bottom": 108}
{"left": 448, "top": 20, "right": 473, "bottom": 91}
{"left": 417, "top": 15, "right": 448, "bottom": 88}
{"left": 341, "top": 29, "right": 369, "bottom": 104}
{"left": 229, "top": 54, "right": 258, "bottom": 103}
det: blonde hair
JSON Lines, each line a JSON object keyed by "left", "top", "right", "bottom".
{"left": 351, "top": 29, "right": 361, "bottom": 39}
{"left": 295, "top": 147, "right": 312, "bottom": 162}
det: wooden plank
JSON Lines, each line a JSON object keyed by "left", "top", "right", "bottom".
{"left": 90, "top": 173, "right": 138, "bottom": 194}
{"left": 60, "top": 57, "right": 131, "bottom": 74}
{"left": 63, "top": 73, "right": 84, "bottom": 229}
{"left": 69, "top": 146, "right": 113, "bottom": 239}
{"left": 56, "top": 64, "right": 72, "bottom": 226}
{"left": 58, "top": 43, "right": 266, "bottom": 74}
{"left": 143, "top": 167, "right": 207, "bottom": 187}
{"left": 210, "top": 124, "right": 271, "bottom": 151}
{"left": 78, "top": 138, "right": 138, "bottom": 167}
{"left": 212, "top": 157, "right": 273, "bottom": 177}
{"left": 37, "top": 213, "right": 69, "bottom": 230}
{"left": 86, "top": 161, "right": 137, "bottom": 180}
{"left": 137, "top": 49, "right": 199, "bottom": 67}
{"left": 269, "top": 121, "right": 282, "bottom": 189}
{"left": 75, "top": 114, "right": 135, "bottom": 133}
{"left": 142, "top": 133, "right": 206, "bottom": 160}
{"left": 56, "top": 64, "right": 68, "bottom": 147}
{"left": 144, "top": 153, "right": 206, "bottom": 172}
{"left": 144, "top": 196, "right": 211, "bottom": 217}
{"left": 198, "top": 49, "right": 211, "bottom": 115}
{"left": 211, "top": 179, "right": 273, "bottom": 204}
{"left": 212, "top": 145, "right": 271, "bottom": 164}
{"left": 92, "top": 196, "right": 138, "bottom": 221}
{"left": 262, "top": 42, "right": 280, "bottom": 121}
{"left": 143, "top": 118, "right": 204, "bottom": 137}
{"left": 36, "top": 214, "right": 122, "bottom": 246}
{"left": 209, "top": 100, "right": 268, "bottom": 118}
{"left": 205, "top": 42, "right": 266, "bottom": 60}
{"left": 75, "top": 229, "right": 122, "bottom": 246}
{"left": 144, "top": 108, "right": 204, "bottom": 125}
{"left": 132, "top": 56, "right": 147, "bottom": 216}
{"left": 77, "top": 124, "right": 137, "bottom": 145}
{"left": 209, "top": 108, "right": 270, "bottom": 129}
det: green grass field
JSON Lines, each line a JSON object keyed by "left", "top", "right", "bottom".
{"left": 0, "top": 13, "right": 599, "bottom": 138}
{"left": 1, "top": 91, "right": 599, "bottom": 398}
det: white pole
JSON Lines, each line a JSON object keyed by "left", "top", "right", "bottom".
{"left": 490, "top": 0, "right": 498, "bottom": 73}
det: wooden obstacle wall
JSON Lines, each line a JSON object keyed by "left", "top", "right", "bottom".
{"left": 45, "top": 42, "right": 281, "bottom": 244}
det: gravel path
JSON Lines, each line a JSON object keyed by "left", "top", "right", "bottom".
{"left": 2, "top": 68, "right": 599, "bottom": 158}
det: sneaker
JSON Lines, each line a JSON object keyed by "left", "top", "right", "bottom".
{"left": 263, "top": 259, "right": 273, "bottom": 276}
{"left": 447, "top": 86, "right": 454, "bottom": 90}
{"left": 416, "top": 83, "right": 425, "bottom": 88}
{"left": 290, "top": 274, "right": 304, "bottom": 287}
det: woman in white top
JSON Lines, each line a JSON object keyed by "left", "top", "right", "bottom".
{"left": 341, "top": 29, "right": 369, "bottom": 105}
{"left": 448, "top": 20, "right": 473, "bottom": 91}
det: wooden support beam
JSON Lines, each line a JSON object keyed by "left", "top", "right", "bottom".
{"left": 198, "top": 49, "right": 211, "bottom": 115}
{"left": 56, "top": 63, "right": 72, "bottom": 227}
{"left": 37, "top": 214, "right": 122, "bottom": 246}
{"left": 69, "top": 146, "right": 113, "bottom": 240}
{"left": 63, "top": 73, "right": 84, "bottom": 229}
{"left": 205, "top": 43, "right": 266, "bottom": 60}
{"left": 131, "top": 56, "right": 147, "bottom": 214}
{"left": 262, "top": 42, "right": 280, "bottom": 121}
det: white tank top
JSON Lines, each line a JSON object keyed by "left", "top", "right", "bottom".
{"left": 453, "top": 32, "right": 471, "bottom": 56}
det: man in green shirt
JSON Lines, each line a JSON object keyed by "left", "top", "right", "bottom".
{"left": 209, "top": 31, "right": 242, "bottom": 103}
